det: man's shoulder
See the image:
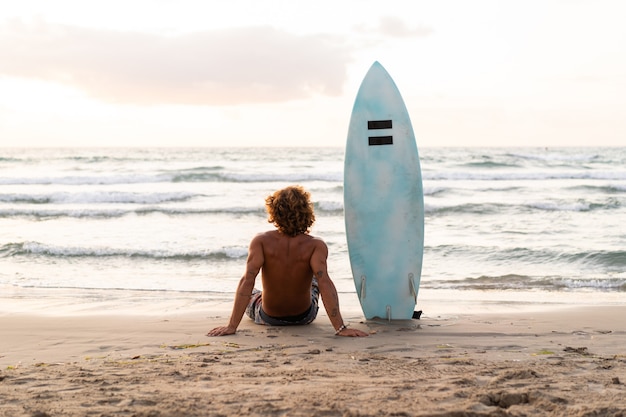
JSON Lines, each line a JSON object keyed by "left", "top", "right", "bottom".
{"left": 252, "top": 231, "right": 326, "bottom": 246}
{"left": 307, "top": 235, "right": 328, "bottom": 250}
{"left": 296, "top": 233, "right": 325, "bottom": 244}
{"left": 251, "top": 230, "right": 277, "bottom": 242}
{"left": 309, "top": 234, "right": 326, "bottom": 243}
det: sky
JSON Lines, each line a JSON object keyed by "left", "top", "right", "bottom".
{"left": 0, "top": 0, "right": 625, "bottom": 148}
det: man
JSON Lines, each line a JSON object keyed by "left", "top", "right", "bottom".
{"left": 207, "top": 185, "right": 368, "bottom": 337}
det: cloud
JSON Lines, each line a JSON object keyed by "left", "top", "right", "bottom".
{"left": 377, "top": 16, "right": 433, "bottom": 38}
{"left": 0, "top": 19, "right": 351, "bottom": 105}
{"left": 354, "top": 16, "right": 433, "bottom": 38}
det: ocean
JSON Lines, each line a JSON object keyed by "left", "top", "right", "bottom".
{"left": 1, "top": 147, "right": 625, "bottom": 315}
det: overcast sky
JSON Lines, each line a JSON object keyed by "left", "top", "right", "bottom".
{"left": 1, "top": 0, "right": 625, "bottom": 148}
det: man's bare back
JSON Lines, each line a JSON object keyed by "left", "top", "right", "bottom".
{"left": 254, "top": 230, "right": 321, "bottom": 317}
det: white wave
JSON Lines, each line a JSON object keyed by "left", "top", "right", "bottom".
{"left": 22, "top": 241, "right": 120, "bottom": 257}
{"left": 423, "top": 186, "right": 446, "bottom": 196}
{"left": 556, "top": 278, "right": 626, "bottom": 290}
{"left": 219, "top": 171, "right": 343, "bottom": 183}
{"left": 423, "top": 170, "right": 626, "bottom": 181}
{"left": 4, "top": 165, "right": 622, "bottom": 185}
{"left": 220, "top": 247, "right": 248, "bottom": 259}
{"left": 526, "top": 201, "right": 591, "bottom": 212}
{"left": 0, "top": 191, "right": 198, "bottom": 204}
{"left": 18, "top": 241, "right": 246, "bottom": 259}
{"left": 507, "top": 151, "right": 600, "bottom": 162}
{"left": 0, "top": 206, "right": 266, "bottom": 219}
{"left": 316, "top": 200, "right": 343, "bottom": 211}
{"left": 0, "top": 208, "right": 131, "bottom": 218}
{"left": 0, "top": 173, "right": 173, "bottom": 186}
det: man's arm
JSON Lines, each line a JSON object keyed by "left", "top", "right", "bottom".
{"left": 207, "top": 235, "right": 264, "bottom": 336}
{"left": 311, "top": 240, "right": 368, "bottom": 337}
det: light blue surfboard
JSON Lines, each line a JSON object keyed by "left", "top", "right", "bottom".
{"left": 344, "top": 61, "right": 424, "bottom": 320}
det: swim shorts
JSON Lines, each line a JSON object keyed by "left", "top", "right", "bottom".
{"left": 245, "top": 278, "right": 319, "bottom": 326}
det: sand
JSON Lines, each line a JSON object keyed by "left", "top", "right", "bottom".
{"left": 1, "top": 304, "right": 625, "bottom": 417}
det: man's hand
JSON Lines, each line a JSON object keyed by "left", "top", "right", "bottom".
{"left": 207, "top": 325, "right": 237, "bottom": 336}
{"left": 336, "top": 327, "right": 369, "bottom": 337}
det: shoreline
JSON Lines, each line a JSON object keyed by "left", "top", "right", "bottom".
{"left": 3, "top": 283, "right": 626, "bottom": 317}
{"left": 2, "top": 304, "right": 625, "bottom": 366}
{"left": 1, "top": 305, "right": 625, "bottom": 416}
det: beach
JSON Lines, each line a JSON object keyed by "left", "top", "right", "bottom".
{"left": 1, "top": 147, "right": 624, "bottom": 415}
{"left": 2, "top": 302, "right": 625, "bottom": 417}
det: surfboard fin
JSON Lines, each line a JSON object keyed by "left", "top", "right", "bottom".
{"left": 360, "top": 275, "right": 366, "bottom": 299}
{"left": 408, "top": 273, "right": 417, "bottom": 301}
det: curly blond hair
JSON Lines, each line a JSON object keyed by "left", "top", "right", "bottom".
{"left": 265, "top": 186, "right": 315, "bottom": 237}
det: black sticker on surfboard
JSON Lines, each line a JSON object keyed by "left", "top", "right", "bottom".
{"left": 368, "top": 136, "right": 393, "bottom": 146}
{"left": 368, "top": 120, "right": 392, "bottom": 129}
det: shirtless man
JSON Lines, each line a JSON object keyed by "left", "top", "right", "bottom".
{"left": 207, "top": 185, "right": 368, "bottom": 337}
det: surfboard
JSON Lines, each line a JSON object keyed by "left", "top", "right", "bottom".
{"left": 344, "top": 61, "right": 424, "bottom": 320}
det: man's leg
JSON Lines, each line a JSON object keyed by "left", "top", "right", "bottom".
{"left": 311, "top": 277, "right": 320, "bottom": 304}
{"left": 245, "top": 289, "right": 266, "bottom": 325}
{"left": 305, "top": 278, "right": 320, "bottom": 324}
